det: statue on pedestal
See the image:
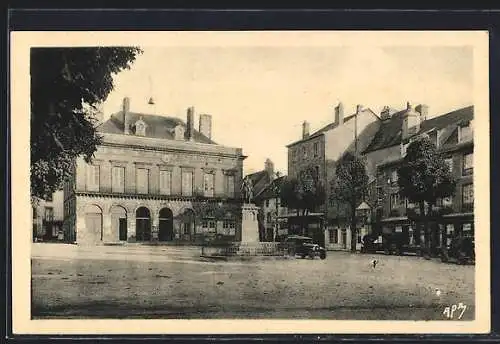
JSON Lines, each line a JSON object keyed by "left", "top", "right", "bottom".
{"left": 241, "top": 176, "right": 254, "bottom": 204}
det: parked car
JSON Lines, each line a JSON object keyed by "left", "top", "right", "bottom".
{"left": 279, "top": 235, "right": 326, "bottom": 260}
{"left": 361, "top": 234, "right": 384, "bottom": 253}
{"left": 440, "top": 233, "right": 475, "bottom": 265}
{"left": 361, "top": 232, "right": 421, "bottom": 256}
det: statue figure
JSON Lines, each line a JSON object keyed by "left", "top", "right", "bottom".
{"left": 241, "top": 176, "right": 254, "bottom": 204}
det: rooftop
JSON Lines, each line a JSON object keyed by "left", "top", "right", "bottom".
{"left": 363, "top": 105, "right": 474, "bottom": 154}
{"left": 98, "top": 111, "right": 216, "bottom": 144}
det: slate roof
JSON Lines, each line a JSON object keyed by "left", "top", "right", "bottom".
{"left": 245, "top": 170, "right": 273, "bottom": 200}
{"left": 98, "top": 111, "right": 216, "bottom": 144}
{"left": 363, "top": 105, "right": 474, "bottom": 153}
{"left": 286, "top": 113, "right": 358, "bottom": 147}
{"left": 254, "top": 175, "right": 287, "bottom": 201}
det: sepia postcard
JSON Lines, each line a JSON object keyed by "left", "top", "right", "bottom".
{"left": 10, "top": 30, "right": 490, "bottom": 335}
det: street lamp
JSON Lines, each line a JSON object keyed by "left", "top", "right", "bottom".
{"left": 356, "top": 201, "right": 372, "bottom": 246}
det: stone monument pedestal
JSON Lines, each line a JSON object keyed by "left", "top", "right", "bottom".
{"left": 238, "top": 203, "right": 260, "bottom": 255}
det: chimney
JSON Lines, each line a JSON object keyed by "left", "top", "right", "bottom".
{"left": 123, "top": 97, "right": 131, "bottom": 134}
{"left": 186, "top": 106, "right": 195, "bottom": 141}
{"left": 265, "top": 158, "right": 274, "bottom": 180}
{"left": 415, "top": 104, "right": 429, "bottom": 122}
{"left": 356, "top": 104, "right": 363, "bottom": 114}
{"left": 380, "top": 106, "right": 391, "bottom": 120}
{"left": 199, "top": 114, "right": 212, "bottom": 140}
{"left": 302, "top": 121, "right": 310, "bottom": 139}
{"left": 334, "top": 102, "right": 344, "bottom": 126}
{"left": 402, "top": 101, "right": 415, "bottom": 141}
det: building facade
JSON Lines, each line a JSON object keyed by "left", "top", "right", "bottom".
{"left": 32, "top": 190, "right": 64, "bottom": 241}
{"left": 63, "top": 98, "right": 246, "bottom": 245}
{"left": 366, "top": 104, "right": 474, "bottom": 252}
{"left": 286, "top": 102, "right": 381, "bottom": 250}
{"left": 253, "top": 175, "right": 288, "bottom": 242}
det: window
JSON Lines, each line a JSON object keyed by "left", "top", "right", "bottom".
{"left": 463, "top": 152, "right": 473, "bottom": 175}
{"left": 111, "top": 166, "right": 125, "bottom": 193}
{"left": 390, "top": 170, "right": 398, "bottom": 185}
{"left": 459, "top": 124, "right": 473, "bottom": 142}
{"left": 223, "top": 220, "right": 235, "bottom": 229}
{"left": 159, "top": 170, "right": 172, "bottom": 195}
{"left": 208, "top": 221, "right": 216, "bottom": 232}
{"left": 223, "top": 220, "right": 236, "bottom": 235}
{"left": 462, "top": 183, "right": 474, "bottom": 206}
{"left": 266, "top": 212, "right": 272, "bottom": 224}
{"left": 463, "top": 223, "right": 473, "bottom": 234}
{"left": 329, "top": 228, "right": 338, "bottom": 244}
{"left": 44, "top": 207, "right": 54, "bottom": 221}
{"left": 226, "top": 175, "right": 235, "bottom": 198}
{"left": 390, "top": 193, "right": 400, "bottom": 210}
{"left": 86, "top": 165, "right": 100, "bottom": 192}
{"left": 32, "top": 206, "right": 37, "bottom": 220}
{"left": 313, "top": 142, "right": 319, "bottom": 157}
{"left": 183, "top": 223, "right": 190, "bottom": 235}
{"left": 444, "top": 158, "right": 453, "bottom": 173}
{"left": 265, "top": 199, "right": 270, "bottom": 207}
{"left": 302, "top": 146, "right": 307, "bottom": 158}
{"left": 136, "top": 168, "right": 149, "bottom": 194}
{"left": 202, "top": 221, "right": 208, "bottom": 228}
{"left": 314, "top": 166, "right": 320, "bottom": 180}
{"left": 203, "top": 172, "right": 215, "bottom": 197}
{"left": 181, "top": 170, "right": 193, "bottom": 196}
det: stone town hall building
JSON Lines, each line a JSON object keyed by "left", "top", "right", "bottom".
{"left": 63, "top": 98, "right": 246, "bottom": 245}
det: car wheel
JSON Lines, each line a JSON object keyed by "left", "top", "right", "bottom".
{"left": 320, "top": 251, "right": 326, "bottom": 260}
{"left": 301, "top": 254, "right": 306, "bottom": 259}
{"left": 308, "top": 251, "right": 315, "bottom": 259}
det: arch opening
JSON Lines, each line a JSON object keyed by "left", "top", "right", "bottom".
{"left": 135, "top": 206, "right": 151, "bottom": 241}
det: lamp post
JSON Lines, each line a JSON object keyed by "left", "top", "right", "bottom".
{"left": 356, "top": 201, "right": 371, "bottom": 249}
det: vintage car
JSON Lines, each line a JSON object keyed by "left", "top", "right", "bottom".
{"left": 440, "top": 233, "right": 475, "bottom": 265}
{"left": 279, "top": 235, "right": 327, "bottom": 260}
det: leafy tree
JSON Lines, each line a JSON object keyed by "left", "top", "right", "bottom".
{"left": 280, "top": 166, "right": 325, "bottom": 235}
{"left": 330, "top": 152, "right": 369, "bottom": 252}
{"left": 397, "top": 136, "right": 456, "bottom": 257}
{"left": 30, "top": 47, "right": 142, "bottom": 201}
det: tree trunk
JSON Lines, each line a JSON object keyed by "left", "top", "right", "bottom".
{"left": 428, "top": 203, "right": 434, "bottom": 257}
{"left": 350, "top": 204, "right": 357, "bottom": 252}
{"left": 302, "top": 209, "right": 308, "bottom": 236}
{"left": 419, "top": 201, "right": 431, "bottom": 259}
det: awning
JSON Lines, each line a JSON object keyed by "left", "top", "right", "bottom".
{"left": 380, "top": 216, "right": 409, "bottom": 223}
{"left": 278, "top": 212, "right": 325, "bottom": 219}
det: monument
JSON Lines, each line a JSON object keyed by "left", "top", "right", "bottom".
{"left": 238, "top": 176, "right": 260, "bottom": 254}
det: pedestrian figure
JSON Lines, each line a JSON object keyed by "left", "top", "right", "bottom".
{"left": 371, "top": 259, "right": 378, "bottom": 268}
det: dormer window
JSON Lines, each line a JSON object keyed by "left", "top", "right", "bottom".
{"left": 458, "top": 121, "right": 473, "bottom": 143}
{"left": 134, "top": 117, "right": 147, "bottom": 136}
{"left": 174, "top": 125, "right": 185, "bottom": 140}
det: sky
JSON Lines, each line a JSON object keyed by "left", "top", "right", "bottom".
{"left": 100, "top": 45, "right": 473, "bottom": 176}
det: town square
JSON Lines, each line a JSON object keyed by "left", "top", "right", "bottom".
{"left": 26, "top": 32, "right": 480, "bottom": 323}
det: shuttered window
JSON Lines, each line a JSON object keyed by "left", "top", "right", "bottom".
{"left": 111, "top": 167, "right": 125, "bottom": 193}
{"left": 159, "top": 170, "right": 172, "bottom": 195}
{"left": 182, "top": 170, "right": 193, "bottom": 196}
{"left": 86, "top": 165, "right": 100, "bottom": 192}
{"left": 136, "top": 168, "right": 149, "bottom": 194}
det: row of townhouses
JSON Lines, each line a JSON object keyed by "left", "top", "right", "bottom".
{"left": 253, "top": 102, "right": 473, "bottom": 252}
{"left": 33, "top": 97, "right": 473, "bottom": 252}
